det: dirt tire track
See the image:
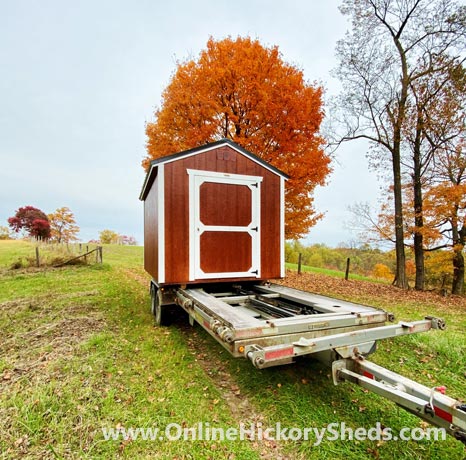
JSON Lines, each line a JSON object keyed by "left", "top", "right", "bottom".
{"left": 122, "top": 268, "right": 292, "bottom": 459}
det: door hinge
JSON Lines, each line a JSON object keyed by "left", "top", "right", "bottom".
{"left": 250, "top": 226, "right": 258, "bottom": 232}
{"left": 251, "top": 269, "right": 259, "bottom": 275}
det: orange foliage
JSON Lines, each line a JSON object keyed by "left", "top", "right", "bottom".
{"left": 372, "top": 263, "right": 393, "bottom": 280}
{"left": 405, "top": 259, "right": 416, "bottom": 279}
{"left": 424, "top": 182, "right": 466, "bottom": 230}
{"left": 425, "top": 250, "right": 452, "bottom": 285}
{"left": 145, "top": 36, "right": 331, "bottom": 239}
{"left": 48, "top": 207, "right": 79, "bottom": 243}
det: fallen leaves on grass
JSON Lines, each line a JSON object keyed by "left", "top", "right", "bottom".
{"left": 278, "top": 270, "right": 466, "bottom": 314}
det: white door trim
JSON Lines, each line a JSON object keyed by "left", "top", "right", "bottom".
{"left": 187, "top": 169, "right": 262, "bottom": 280}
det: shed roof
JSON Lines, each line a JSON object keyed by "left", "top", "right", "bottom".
{"left": 139, "top": 138, "right": 289, "bottom": 200}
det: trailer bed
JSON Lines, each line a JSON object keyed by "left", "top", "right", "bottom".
{"left": 172, "top": 282, "right": 438, "bottom": 364}
{"left": 151, "top": 281, "right": 465, "bottom": 443}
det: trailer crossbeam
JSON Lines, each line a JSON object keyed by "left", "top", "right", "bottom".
{"left": 244, "top": 317, "right": 440, "bottom": 368}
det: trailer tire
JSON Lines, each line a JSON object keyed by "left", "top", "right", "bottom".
{"left": 151, "top": 288, "right": 166, "bottom": 326}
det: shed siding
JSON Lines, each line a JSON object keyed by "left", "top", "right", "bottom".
{"left": 260, "top": 167, "right": 281, "bottom": 279}
{"left": 162, "top": 146, "right": 282, "bottom": 284}
{"left": 143, "top": 174, "right": 159, "bottom": 281}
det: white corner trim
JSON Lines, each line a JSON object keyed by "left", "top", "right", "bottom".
{"left": 280, "top": 176, "right": 285, "bottom": 278}
{"left": 157, "top": 164, "right": 165, "bottom": 284}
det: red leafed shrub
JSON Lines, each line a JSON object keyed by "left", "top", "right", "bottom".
{"left": 8, "top": 206, "right": 51, "bottom": 240}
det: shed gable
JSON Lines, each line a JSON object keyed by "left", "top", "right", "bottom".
{"left": 139, "top": 138, "right": 288, "bottom": 201}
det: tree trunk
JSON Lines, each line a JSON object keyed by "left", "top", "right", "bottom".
{"left": 451, "top": 223, "right": 465, "bottom": 295}
{"left": 391, "top": 32, "right": 409, "bottom": 290}
{"left": 413, "top": 232, "right": 424, "bottom": 290}
{"left": 452, "top": 250, "right": 464, "bottom": 295}
{"left": 392, "top": 146, "right": 408, "bottom": 289}
{"left": 413, "top": 132, "right": 425, "bottom": 291}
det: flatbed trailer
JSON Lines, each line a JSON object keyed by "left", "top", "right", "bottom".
{"left": 141, "top": 140, "right": 465, "bottom": 445}
{"left": 150, "top": 280, "right": 466, "bottom": 444}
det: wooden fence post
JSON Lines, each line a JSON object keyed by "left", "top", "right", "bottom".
{"left": 298, "top": 253, "right": 302, "bottom": 275}
{"left": 345, "top": 258, "right": 351, "bottom": 281}
{"left": 35, "top": 247, "right": 40, "bottom": 267}
{"left": 99, "top": 246, "right": 103, "bottom": 264}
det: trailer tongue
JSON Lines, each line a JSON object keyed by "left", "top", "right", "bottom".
{"left": 153, "top": 281, "right": 466, "bottom": 445}
{"left": 333, "top": 356, "right": 466, "bottom": 443}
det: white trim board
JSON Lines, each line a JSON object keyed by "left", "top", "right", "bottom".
{"left": 188, "top": 169, "right": 262, "bottom": 281}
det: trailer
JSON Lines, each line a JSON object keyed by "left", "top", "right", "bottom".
{"left": 140, "top": 139, "right": 466, "bottom": 444}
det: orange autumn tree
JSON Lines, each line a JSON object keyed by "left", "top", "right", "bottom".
{"left": 145, "top": 36, "right": 331, "bottom": 239}
{"left": 48, "top": 207, "right": 80, "bottom": 243}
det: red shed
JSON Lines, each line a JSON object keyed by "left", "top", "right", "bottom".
{"left": 139, "top": 139, "right": 288, "bottom": 286}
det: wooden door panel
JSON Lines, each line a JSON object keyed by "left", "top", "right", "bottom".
{"left": 199, "top": 183, "right": 251, "bottom": 226}
{"left": 200, "top": 232, "right": 252, "bottom": 273}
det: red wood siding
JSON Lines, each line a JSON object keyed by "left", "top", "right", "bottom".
{"left": 144, "top": 174, "right": 159, "bottom": 280}
{"left": 160, "top": 145, "right": 282, "bottom": 284}
{"left": 200, "top": 182, "right": 252, "bottom": 227}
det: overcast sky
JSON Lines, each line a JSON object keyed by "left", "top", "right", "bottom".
{"left": 0, "top": 0, "right": 381, "bottom": 246}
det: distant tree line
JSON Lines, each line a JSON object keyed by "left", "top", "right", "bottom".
{"left": 7, "top": 206, "right": 79, "bottom": 242}
{"left": 93, "top": 229, "right": 137, "bottom": 245}
{"left": 5, "top": 206, "right": 137, "bottom": 246}
{"left": 286, "top": 241, "right": 456, "bottom": 290}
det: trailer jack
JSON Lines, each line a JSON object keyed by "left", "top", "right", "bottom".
{"left": 332, "top": 355, "right": 466, "bottom": 444}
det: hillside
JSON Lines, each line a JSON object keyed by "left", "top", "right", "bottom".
{"left": 0, "top": 241, "right": 464, "bottom": 459}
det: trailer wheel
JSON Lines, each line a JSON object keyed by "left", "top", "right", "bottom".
{"left": 151, "top": 288, "right": 166, "bottom": 326}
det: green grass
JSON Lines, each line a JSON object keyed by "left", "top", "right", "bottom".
{"left": 0, "top": 241, "right": 259, "bottom": 459}
{"left": 1, "top": 240, "right": 465, "bottom": 459}
{"left": 285, "top": 262, "right": 390, "bottom": 283}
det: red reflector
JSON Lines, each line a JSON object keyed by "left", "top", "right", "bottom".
{"left": 434, "top": 406, "right": 453, "bottom": 423}
{"left": 265, "top": 347, "right": 294, "bottom": 361}
{"left": 203, "top": 320, "right": 210, "bottom": 330}
{"left": 363, "top": 371, "right": 374, "bottom": 379}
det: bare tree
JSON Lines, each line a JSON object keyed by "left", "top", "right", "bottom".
{"left": 403, "top": 58, "right": 465, "bottom": 289}
{"left": 333, "top": 0, "right": 465, "bottom": 289}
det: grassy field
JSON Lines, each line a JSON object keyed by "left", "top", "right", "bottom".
{"left": 285, "top": 262, "right": 389, "bottom": 283}
{"left": 1, "top": 240, "right": 465, "bottom": 459}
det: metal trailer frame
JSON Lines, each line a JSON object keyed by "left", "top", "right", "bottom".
{"left": 150, "top": 280, "right": 466, "bottom": 444}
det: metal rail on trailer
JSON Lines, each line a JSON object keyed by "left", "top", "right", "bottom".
{"left": 150, "top": 280, "right": 466, "bottom": 444}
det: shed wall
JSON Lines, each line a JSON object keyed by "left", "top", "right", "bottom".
{"left": 162, "top": 146, "right": 282, "bottom": 284}
{"left": 144, "top": 174, "right": 159, "bottom": 281}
